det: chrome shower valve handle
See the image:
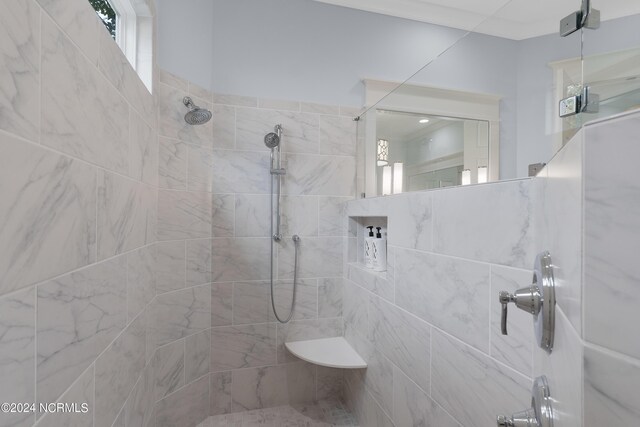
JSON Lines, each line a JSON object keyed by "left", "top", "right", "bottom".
{"left": 498, "top": 251, "right": 556, "bottom": 353}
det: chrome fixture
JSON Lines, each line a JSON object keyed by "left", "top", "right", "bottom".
{"left": 559, "top": 0, "right": 600, "bottom": 37}
{"left": 497, "top": 376, "right": 554, "bottom": 427}
{"left": 499, "top": 251, "right": 556, "bottom": 353}
{"left": 183, "top": 96, "right": 212, "bottom": 125}
{"left": 265, "top": 124, "right": 300, "bottom": 324}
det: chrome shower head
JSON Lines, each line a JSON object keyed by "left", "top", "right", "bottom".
{"left": 183, "top": 96, "right": 212, "bottom": 125}
{"left": 264, "top": 125, "right": 282, "bottom": 148}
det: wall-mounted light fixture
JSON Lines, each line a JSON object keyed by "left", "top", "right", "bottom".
{"left": 382, "top": 165, "right": 392, "bottom": 195}
{"left": 462, "top": 169, "right": 471, "bottom": 185}
{"left": 393, "top": 162, "right": 403, "bottom": 194}
{"left": 478, "top": 166, "right": 488, "bottom": 184}
{"left": 377, "top": 139, "right": 389, "bottom": 166}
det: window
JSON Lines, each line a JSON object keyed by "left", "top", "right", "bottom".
{"left": 89, "top": 0, "right": 153, "bottom": 92}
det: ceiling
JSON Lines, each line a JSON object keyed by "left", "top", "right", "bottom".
{"left": 312, "top": 0, "right": 640, "bottom": 40}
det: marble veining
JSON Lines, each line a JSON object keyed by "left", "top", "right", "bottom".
{"left": 185, "top": 330, "right": 211, "bottom": 384}
{"left": 0, "top": 287, "right": 35, "bottom": 427}
{"left": 395, "top": 248, "right": 490, "bottom": 353}
{"left": 271, "top": 279, "right": 318, "bottom": 322}
{"left": 127, "top": 245, "right": 157, "bottom": 323}
{"left": 186, "top": 239, "right": 213, "bottom": 287}
{"left": 283, "top": 154, "right": 356, "bottom": 197}
{"left": 129, "top": 111, "right": 158, "bottom": 186}
{"left": 156, "top": 241, "right": 186, "bottom": 294}
{"left": 37, "top": 256, "right": 127, "bottom": 406}
{"left": 154, "top": 340, "right": 185, "bottom": 401}
{"left": 234, "top": 195, "right": 270, "bottom": 238}
{"left": 0, "top": 0, "right": 40, "bottom": 143}
{"left": 388, "top": 192, "right": 433, "bottom": 251}
{"left": 156, "top": 374, "right": 210, "bottom": 427}
{"left": 157, "top": 190, "right": 212, "bottom": 240}
{"left": 318, "top": 278, "right": 343, "bottom": 319}
{"left": 231, "top": 365, "right": 288, "bottom": 411}
{"left": 211, "top": 323, "right": 277, "bottom": 371}
{"left": 37, "top": 364, "right": 94, "bottom": 427}
{"left": 276, "top": 318, "right": 342, "bottom": 364}
{"left": 210, "top": 150, "right": 271, "bottom": 194}
{"left": 210, "top": 371, "right": 233, "bottom": 416}
{"left": 125, "top": 360, "right": 155, "bottom": 427}
{"left": 278, "top": 237, "right": 343, "bottom": 279}
{"left": 210, "top": 283, "right": 233, "bottom": 327}
{"left": 319, "top": 116, "right": 356, "bottom": 157}
{"left": 0, "top": 133, "right": 96, "bottom": 295}
{"left": 152, "top": 285, "right": 211, "bottom": 347}
{"left": 211, "top": 238, "right": 271, "bottom": 282}
{"left": 41, "top": 16, "right": 129, "bottom": 174}
{"left": 159, "top": 137, "right": 188, "bottom": 190}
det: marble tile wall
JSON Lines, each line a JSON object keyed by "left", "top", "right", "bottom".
{"left": 0, "top": 1, "right": 160, "bottom": 427}
{"left": 154, "top": 69, "right": 358, "bottom": 421}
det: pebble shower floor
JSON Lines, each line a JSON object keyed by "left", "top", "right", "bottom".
{"left": 197, "top": 400, "right": 357, "bottom": 426}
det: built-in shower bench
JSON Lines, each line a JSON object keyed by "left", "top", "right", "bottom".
{"left": 284, "top": 337, "right": 367, "bottom": 369}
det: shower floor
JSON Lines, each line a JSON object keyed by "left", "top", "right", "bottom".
{"left": 199, "top": 400, "right": 358, "bottom": 426}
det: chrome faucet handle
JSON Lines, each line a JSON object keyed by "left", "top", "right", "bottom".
{"left": 499, "top": 291, "right": 516, "bottom": 335}
{"left": 497, "top": 376, "right": 554, "bottom": 427}
{"left": 497, "top": 251, "right": 556, "bottom": 352}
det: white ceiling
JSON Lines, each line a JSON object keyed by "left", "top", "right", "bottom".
{"left": 313, "top": 0, "right": 640, "bottom": 40}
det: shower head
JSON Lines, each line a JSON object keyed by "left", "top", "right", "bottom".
{"left": 264, "top": 124, "right": 283, "bottom": 148}
{"left": 183, "top": 96, "right": 212, "bottom": 125}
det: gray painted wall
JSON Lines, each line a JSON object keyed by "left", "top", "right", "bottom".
{"left": 156, "top": 0, "right": 640, "bottom": 178}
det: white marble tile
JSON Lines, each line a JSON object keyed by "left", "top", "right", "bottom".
{"left": 125, "top": 360, "right": 155, "bottom": 427}
{"left": 212, "top": 194, "right": 235, "bottom": 237}
{"left": 281, "top": 196, "right": 319, "bottom": 237}
{"left": 343, "top": 280, "right": 369, "bottom": 338}
{"left": 158, "top": 83, "right": 213, "bottom": 148}
{"left": 318, "top": 278, "right": 343, "bottom": 319}
{"left": 276, "top": 318, "right": 342, "bottom": 364}
{"left": 211, "top": 238, "right": 271, "bottom": 282}
{"left": 210, "top": 150, "right": 271, "bottom": 194}
{"left": 318, "top": 197, "right": 351, "bottom": 237}
{"left": 235, "top": 195, "right": 270, "bottom": 237}
{"left": 158, "top": 137, "right": 187, "bottom": 190}
{"left": 41, "top": 15, "right": 129, "bottom": 174}
{"left": 157, "top": 190, "right": 212, "bottom": 240}
{"left": 431, "top": 330, "right": 530, "bottom": 427}
{"left": 37, "top": 364, "right": 94, "bottom": 427}
{"left": 210, "top": 371, "right": 233, "bottom": 415}
{"left": 278, "top": 237, "right": 343, "bottom": 279}
{"left": 584, "top": 114, "right": 640, "bottom": 359}
{"left": 258, "top": 98, "right": 301, "bottom": 112}
{"left": 189, "top": 82, "right": 213, "bottom": 103}
{"left": 0, "top": 133, "right": 96, "bottom": 295}
{"left": 159, "top": 69, "right": 188, "bottom": 91}
{"left": 187, "top": 239, "right": 213, "bottom": 287}
{"left": 186, "top": 330, "right": 211, "bottom": 384}
{"left": 340, "top": 106, "right": 362, "bottom": 117}
{"left": 316, "top": 367, "right": 343, "bottom": 401}
{"left": 345, "top": 197, "right": 389, "bottom": 218}
{"left": 387, "top": 192, "right": 433, "bottom": 251}
{"left": 534, "top": 134, "right": 583, "bottom": 335}
{"left": 152, "top": 285, "right": 211, "bottom": 347}
{"left": 286, "top": 362, "right": 316, "bottom": 405}
{"left": 393, "top": 366, "right": 459, "bottom": 427}
{"left": 213, "top": 93, "right": 257, "bottom": 107}
{"left": 433, "top": 179, "right": 533, "bottom": 268}
{"left": 211, "top": 283, "right": 233, "bottom": 327}
{"left": 300, "top": 103, "right": 340, "bottom": 115}
{"left": 211, "top": 323, "right": 276, "bottom": 371}
{"left": 584, "top": 346, "right": 640, "bottom": 427}
{"left": 129, "top": 110, "right": 158, "bottom": 186}
{"left": 533, "top": 308, "right": 582, "bottom": 427}
{"left": 98, "top": 28, "right": 154, "bottom": 125}
{"left": 156, "top": 241, "right": 186, "bottom": 294}
{"left": 270, "top": 279, "right": 318, "bottom": 322}
{"left": 211, "top": 104, "right": 235, "bottom": 150}
{"left": 37, "top": 257, "right": 127, "bottom": 406}
{"left": 154, "top": 339, "right": 185, "bottom": 401}
{"left": 188, "top": 145, "right": 214, "bottom": 192}
{"left": 346, "top": 263, "right": 392, "bottom": 303}
{"left": 0, "top": 287, "right": 35, "bottom": 427}
{"left": 319, "top": 116, "right": 356, "bottom": 156}
{"left": 127, "top": 245, "right": 157, "bottom": 322}
{"left": 236, "top": 108, "right": 318, "bottom": 154}
{"left": 232, "top": 365, "right": 288, "bottom": 411}
{"left": 283, "top": 154, "right": 355, "bottom": 197}
{"left": 97, "top": 171, "right": 156, "bottom": 260}
{"left": 490, "top": 265, "right": 534, "bottom": 377}
{"left": 94, "top": 315, "right": 146, "bottom": 427}
{"left": 0, "top": 0, "right": 40, "bottom": 142}
{"left": 37, "top": 0, "right": 102, "bottom": 64}
{"left": 233, "top": 282, "right": 270, "bottom": 325}
{"left": 156, "top": 374, "right": 210, "bottom": 427}
{"left": 395, "top": 248, "right": 491, "bottom": 353}
{"left": 369, "top": 296, "right": 431, "bottom": 392}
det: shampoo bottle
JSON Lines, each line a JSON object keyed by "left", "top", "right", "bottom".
{"left": 364, "top": 226, "right": 375, "bottom": 268}
{"left": 372, "top": 227, "right": 387, "bottom": 272}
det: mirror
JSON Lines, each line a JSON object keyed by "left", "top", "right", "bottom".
{"left": 375, "top": 110, "right": 489, "bottom": 194}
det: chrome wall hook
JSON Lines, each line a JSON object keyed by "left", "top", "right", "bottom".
{"left": 499, "top": 251, "right": 556, "bottom": 353}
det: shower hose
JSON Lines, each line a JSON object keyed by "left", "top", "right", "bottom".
{"left": 269, "top": 165, "right": 300, "bottom": 324}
